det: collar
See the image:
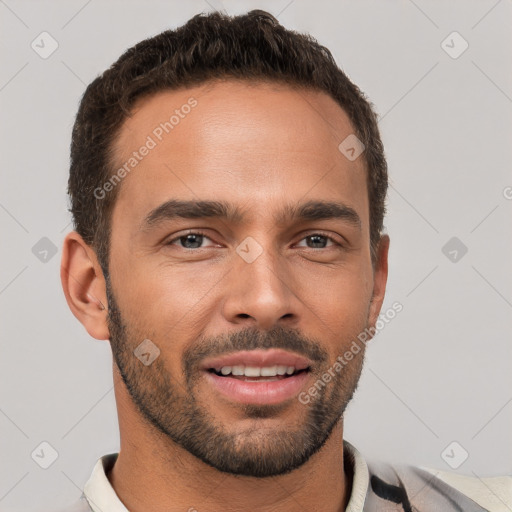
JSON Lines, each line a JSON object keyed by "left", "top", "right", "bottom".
{"left": 83, "top": 440, "right": 369, "bottom": 512}
{"left": 83, "top": 452, "right": 127, "bottom": 512}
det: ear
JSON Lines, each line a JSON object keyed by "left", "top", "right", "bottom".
{"left": 60, "top": 231, "right": 110, "bottom": 340}
{"left": 367, "top": 234, "right": 390, "bottom": 328}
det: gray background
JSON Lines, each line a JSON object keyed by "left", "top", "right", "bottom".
{"left": 1, "top": 0, "right": 511, "bottom": 510}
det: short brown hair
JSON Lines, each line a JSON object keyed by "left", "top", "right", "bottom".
{"left": 67, "top": 9, "right": 387, "bottom": 276}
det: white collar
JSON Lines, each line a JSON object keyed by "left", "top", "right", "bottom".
{"left": 344, "top": 440, "right": 370, "bottom": 512}
{"left": 83, "top": 440, "right": 369, "bottom": 512}
{"left": 83, "top": 453, "right": 128, "bottom": 512}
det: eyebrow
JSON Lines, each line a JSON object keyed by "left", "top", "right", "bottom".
{"left": 140, "top": 199, "right": 361, "bottom": 231}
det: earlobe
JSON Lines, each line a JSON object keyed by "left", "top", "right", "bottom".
{"left": 368, "top": 234, "right": 390, "bottom": 328}
{"left": 60, "top": 231, "right": 110, "bottom": 340}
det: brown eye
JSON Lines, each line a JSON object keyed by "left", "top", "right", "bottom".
{"left": 296, "top": 234, "right": 341, "bottom": 249}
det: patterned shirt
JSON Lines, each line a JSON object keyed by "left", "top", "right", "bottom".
{"left": 56, "top": 440, "right": 512, "bottom": 511}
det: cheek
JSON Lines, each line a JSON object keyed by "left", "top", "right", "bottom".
{"left": 119, "top": 264, "right": 221, "bottom": 341}
{"left": 125, "top": 258, "right": 372, "bottom": 321}
{"left": 310, "top": 270, "right": 373, "bottom": 352}
{"left": 307, "top": 263, "right": 373, "bottom": 313}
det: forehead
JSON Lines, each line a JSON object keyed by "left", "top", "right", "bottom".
{"left": 110, "top": 80, "right": 368, "bottom": 231}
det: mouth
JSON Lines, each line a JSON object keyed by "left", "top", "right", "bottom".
{"left": 200, "top": 350, "right": 313, "bottom": 405}
{"left": 206, "top": 365, "right": 310, "bottom": 381}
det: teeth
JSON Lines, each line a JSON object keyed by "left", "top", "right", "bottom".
{"left": 244, "top": 366, "right": 261, "bottom": 377}
{"left": 260, "top": 366, "right": 277, "bottom": 376}
{"left": 276, "top": 365, "right": 288, "bottom": 376}
{"left": 231, "top": 365, "right": 244, "bottom": 376}
{"left": 216, "top": 365, "right": 298, "bottom": 377}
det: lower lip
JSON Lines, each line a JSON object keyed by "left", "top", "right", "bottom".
{"left": 203, "top": 370, "right": 310, "bottom": 405}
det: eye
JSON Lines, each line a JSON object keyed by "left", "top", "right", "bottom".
{"left": 166, "top": 231, "right": 217, "bottom": 250}
{"left": 165, "top": 231, "right": 343, "bottom": 251}
{"left": 295, "top": 233, "right": 342, "bottom": 249}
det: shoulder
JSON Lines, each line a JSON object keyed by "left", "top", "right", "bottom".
{"left": 366, "top": 458, "right": 512, "bottom": 512}
{"left": 420, "top": 465, "right": 512, "bottom": 512}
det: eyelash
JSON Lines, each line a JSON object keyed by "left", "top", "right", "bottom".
{"left": 165, "top": 230, "right": 343, "bottom": 250}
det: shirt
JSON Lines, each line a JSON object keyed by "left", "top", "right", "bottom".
{"left": 56, "top": 440, "right": 512, "bottom": 511}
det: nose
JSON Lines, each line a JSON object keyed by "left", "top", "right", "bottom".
{"left": 221, "top": 239, "right": 300, "bottom": 331}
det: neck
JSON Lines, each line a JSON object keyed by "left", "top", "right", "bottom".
{"left": 108, "top": 365, "right": 351, "bottom": 512}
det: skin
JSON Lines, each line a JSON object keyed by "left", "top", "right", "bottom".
{"left": 61, "top": 80, "right": 389, "bottom": 512}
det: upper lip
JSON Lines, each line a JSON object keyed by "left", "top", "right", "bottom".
{"left": 201, "top": 349, "right": 312, "bottom": 371}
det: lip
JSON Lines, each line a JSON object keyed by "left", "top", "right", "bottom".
{"left": 203, "top": 369, "right": 311, "bottom": 405}
{"left": 200, "top": 349, "right": 313, "bottom": 371}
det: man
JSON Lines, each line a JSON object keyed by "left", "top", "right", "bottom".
{"left": 59, "top": 9, "right": 510, "bottom": 512}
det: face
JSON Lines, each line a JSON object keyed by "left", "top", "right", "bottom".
{"left": 104, "top": 80, "right": 387, "bottom": 478}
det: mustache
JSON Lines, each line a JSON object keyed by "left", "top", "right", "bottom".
{"left": 183, "top": 324, "right": 328, "bottom": 374}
